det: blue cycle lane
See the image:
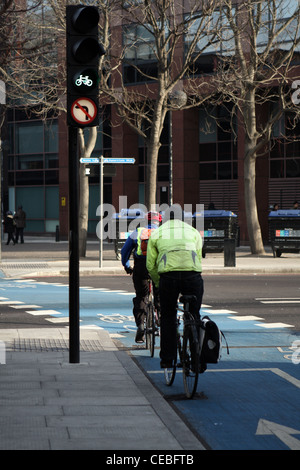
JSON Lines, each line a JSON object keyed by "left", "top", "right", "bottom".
{"left": 0, "top": 275, "right": 299, "bottom": 450}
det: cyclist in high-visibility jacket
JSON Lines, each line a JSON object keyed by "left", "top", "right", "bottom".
{"left": 146, "top": 211, "right": 203, "bottom": 368}
{"left": 121, "top": 211, "right": 162, "bottom": 343}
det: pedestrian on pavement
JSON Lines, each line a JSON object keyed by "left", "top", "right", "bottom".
{"left": 146, "top": 208, "right": 204, "bottom": 368}
{"left": 4, "top": 211, "right": 16, "bottom": 245}
{"left": 121, "top": 211, "right": 162, "bottom": 343}
{"left": 14, "top": 205, "right": 26, "bottom": 243}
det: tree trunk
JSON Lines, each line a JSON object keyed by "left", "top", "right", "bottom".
{"left": 145, "top": 100, "right": 166, "bottom": 210}
{"left": 79, "top": 163, "right": 89, "bottom": 257}
{"left": 78, "top": 128, "right": 97, "bottom": 257}
{"left": 145, "top": 138, "right": 160, "bottom": 210}
{"left": 244, "top": 137, "right": 265, "bottom": 255}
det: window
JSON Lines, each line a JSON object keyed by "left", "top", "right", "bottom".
{"left": 8, "top": 117, "right": 59, "bottom": 187}
{"left": 184, "top": 9, "right": 235, "bottom": 75}
{"left": 16, "top": 122, "right": 44, "bottom": 154}
{"left": 199, "top": 105, "right": 237, "bottom": 180}
{"left": 123, "top": 24, "right": 158, "bottom": 84}
{"left": 138, "top": 116, "right": 169, "bottom": 187}
{"left": 270, "top": 113, "right": 300, "bottom": 178}
{"left": 255, "top": 0, "right": 300, "bottom": 52}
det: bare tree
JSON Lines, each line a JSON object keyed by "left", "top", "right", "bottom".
{"left": 3, "top": 0, "right": 108, "bottom": 256}
{"left": 215, "top": 0, "right": 300, "bottom": 254}
{"left": 100, "top": 0, "right": 222, "bottom": 209}
{"left": 5, "top": 0, "right": 223, "bottom": 253}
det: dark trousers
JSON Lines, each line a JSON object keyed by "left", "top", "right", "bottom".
{"left": 159, "top": 271, "right": 204, "bottom": 363}
{"left": 6, "top": 232, "right": 16, "bottom": 245}
{"left": 132, "top": 257, "right": 160, "bottom": 327}
{"left": 132, "top": 258, "right": 149, "bottom": 327}
{"left": 16, "top": 227, "right": 24, "bottom": 243}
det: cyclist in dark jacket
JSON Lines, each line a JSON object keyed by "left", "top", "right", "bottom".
{"left": 121, "top": 211, "right": 161, "bottom": 343}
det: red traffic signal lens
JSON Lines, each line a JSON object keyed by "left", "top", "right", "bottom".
{"left": 72, "top": 6, "right": 100, "bottom": 33}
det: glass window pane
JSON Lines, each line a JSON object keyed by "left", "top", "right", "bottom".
{"left": 286, "top": 158, "right": 300, "bottom": 177}
{"left": 45, "top": 186, "right": 59, "bottom": 218}
{"left": 26, "top": 220, "right": 44, "bottom": 232}
{"left": 218, "top": 141, "right": 232, "bottom": 160}
{"left": 88, "top": 185, "right": 100, "bottom": 219}
{"left": 45, "top": 170, "right": 59, "bottom": 184}
{"left": 17, "top": 154, "right": 43, "bottom": 170}
{"left": 16, "top": 187, "right": 44, "bottom": 218}
{"left": 157, "top": 164, "right": 169, "bottom": 181}
{"left": 285, "top": 141, "right": 300, "bottom": 158}
{"left": 16, "top": 122, "right": 43, "bottom": 154}
{"left": 270, "top": 140, "right": 284, "bottom": 158}
{"left": 199, "top": 109, "right": 217, "bottom": 142}
{"left": 45, "top": 153, "right": 58, "bottom": 169}
{"left": 8, "top": 123, "right": 14, "bottom": 153}
{"left": 200, "top": 163, "right": 216, "bottom": 180}
{"left": 16, "top": 171, "right": 44, "bottom": 185}
{"left": 199, "top": 143, "right": 216, "bottom": 161}
{"left": 218, "top": 162, "right": 232, "bottom": 179}
{"left": 44, "top": 121, "right": 58, "bottom": 152}
{"left": 8, "top": 154, "right": 14, "bottom": 170}
{"left": 45, "top": 220, "right": 59, "bottom": 232}
{"left": 270, "top": 159, "right": 284, "bottom": 178}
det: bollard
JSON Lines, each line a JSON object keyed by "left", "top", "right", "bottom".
{"left": 224, "top": 238, "right": 236, "bottom": 267}
{"left": 55, "top": 225, "right": 60, "bottom": 242}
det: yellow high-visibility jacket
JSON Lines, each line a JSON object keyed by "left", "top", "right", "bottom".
{"left": 146, "top": 219, "right": 202, "bottom": 287}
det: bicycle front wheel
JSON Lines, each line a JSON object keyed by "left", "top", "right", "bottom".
{"left": 182, "top": 325, "right": 199, "bottom": 398}
{"left": 146, "top": 302, "right": 155, "bottom": 357}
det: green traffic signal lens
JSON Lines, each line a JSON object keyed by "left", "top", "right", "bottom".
{"left": 73, "top": 68, "right": 98, "bottom": 90}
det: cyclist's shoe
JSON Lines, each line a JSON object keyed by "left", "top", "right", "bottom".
{"left": 135, "top": 325, "right": 145, "bottom": 343}
{"left": 199, "top": 362, "right": 207, "bottom": 373}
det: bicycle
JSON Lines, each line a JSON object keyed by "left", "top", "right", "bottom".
{"left": 164, "top": 294, "right": 202, "bottom": 399}
{"left": 144, "top": 278, "right": 160, "bottom": 357}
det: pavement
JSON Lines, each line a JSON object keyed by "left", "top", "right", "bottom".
{"left": 0, "top": 236, "right": 299, "bottom": 451}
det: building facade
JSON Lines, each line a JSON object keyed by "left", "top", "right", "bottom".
{"left": 3, "top": 1, "right": 300, "bottom": 244}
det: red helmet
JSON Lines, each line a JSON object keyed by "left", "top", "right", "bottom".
{"left": 146, "top": 211, "right": 162, "bottom": 223}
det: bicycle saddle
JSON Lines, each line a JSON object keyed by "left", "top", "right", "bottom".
{"left": 179, "top": 295, "right": 197, "bottom": 304}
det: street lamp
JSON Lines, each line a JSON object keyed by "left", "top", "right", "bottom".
{"left": 168, "top": 90, "right": 187, "bottom": 206}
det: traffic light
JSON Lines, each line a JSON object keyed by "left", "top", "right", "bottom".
{"left": 66, "top": 5, "right": 105, "bottom": 128}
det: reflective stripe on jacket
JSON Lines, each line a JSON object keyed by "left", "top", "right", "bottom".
{"left": 146, "top": 219, "right": 202, "bottom": 287}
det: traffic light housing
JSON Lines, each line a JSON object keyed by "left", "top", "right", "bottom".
{"left": 66, "top": 5, "right": 105, "bottom": 128}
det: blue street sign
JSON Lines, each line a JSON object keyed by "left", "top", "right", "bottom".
{"left": 103, "top": 158, "right": 135, "bottom": 164}
{"left": 80, "top": 157, "right": 135, "bottom": 164}
{"left": 80, "top": 157, "right": 99, "bottom": 163}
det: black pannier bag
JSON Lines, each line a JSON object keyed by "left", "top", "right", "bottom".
{"left": 200, "top": 316, "right": 229, "bottom": 364}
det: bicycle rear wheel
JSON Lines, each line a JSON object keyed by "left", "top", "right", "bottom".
{"left": 182, "top": 324, "right": 199, "bottom": 398}
{"left": 164, "top": 363, "right": 176, "bottom": 386}
{"left": 164, "top": 330, "right": 181, "bottom": 386}
{"left": 145, "top": 302, "right": 155, "bottom": 357}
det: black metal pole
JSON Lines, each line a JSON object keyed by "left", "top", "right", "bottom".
{"left": 68, "top": 126, "right": 80, "bottom": 363}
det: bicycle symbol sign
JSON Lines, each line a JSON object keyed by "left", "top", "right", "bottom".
{"left": 71, "top": 97, "right": 97, "bottom": 125}
{"left": 75, "top": 75, "right": 93, "bottom": 87}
